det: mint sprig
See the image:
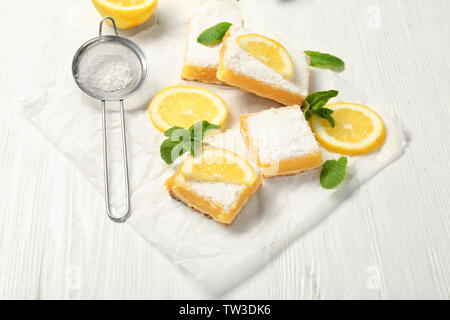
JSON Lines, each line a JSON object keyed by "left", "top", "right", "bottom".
{"left": 197, "top": 22, "right": 232, "bottom": 45}
{"left": 160, "top": 120, "right": 220, "bottom": 164}
{"left": 305, "top": 51, "right": 345, "bottom": 71}
{"left": 320, "top": 157, "right": 348, "bottom": 189}
{"left": 189, "top": 121, "right": 221, "bottom": 156}
{"left": 160, "top": 139, "right": 190, "bottom": 165}
{"left": 303, "top": 90, "right": 338, "bottom": 127}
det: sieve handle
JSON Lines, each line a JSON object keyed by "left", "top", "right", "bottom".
{"left": 101, "top": 100, "right": 131, "bottom": 223}
{"left": 99, "top": 16, "right": 119, "bottom": 37}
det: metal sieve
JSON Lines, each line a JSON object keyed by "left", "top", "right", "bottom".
{"left": 72, "top": 17, "right": 148, "bottom": 223}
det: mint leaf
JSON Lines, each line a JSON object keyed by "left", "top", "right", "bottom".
{"left": 305, "top": 51, "right": 345, "bottom": 71}
{"left": 320, "top": 157, "right": 348, "bottom": 189}
{"left": 302, "top": 90, "right": 338, "bottom": 127}
{"left": 197, "top": 22, "right": 232, "bottom": 45}
{"left": 160, "top": 120, "right": 220, "bottom": 164}
{"left": 189, "top": 120, "right": 221, "bottom": 156}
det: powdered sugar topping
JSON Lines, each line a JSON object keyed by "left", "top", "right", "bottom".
{"left": 222, "top": 26, "right": 310, "bottom": 97}
{"left": 184, "top": 0, "right": 243, "bottom": 68}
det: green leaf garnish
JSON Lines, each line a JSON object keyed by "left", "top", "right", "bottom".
{"left": 306, "top": 90, "right": 339, "bottom": 107}
{"left": 303, "top": 101, "right": 311, "bottom": 120}
{"left": 313, "top": 107, "right": 335, "bottom": 127}
{"left": 160, "top": 120, "right": 220, "bottom": 164}
{"left": 320, "top": 157, "right": 348, "bottom": 189}
{"left": 197, "top": 22, "right": 232, "bottom": 45}
{"left": 304, "top": 51, "right": 345, "bottom": 71}
{"left": 302, "top": 90, "right": 338, "bottom": 127}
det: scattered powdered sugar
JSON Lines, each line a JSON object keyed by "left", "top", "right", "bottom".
{"left": 184, "top": 0, "right": 243, "bottom": 68}
{"left": 86, "top": 54, "right": 133, "bottom": 93}
{"left": 246, "top": 106, "right": 320, "bottom": 163}
{"left": 222, "top": 26, "right": 310, "bottom": 97}
{"left": 186, "top": 179, "right": 244, "bottom": 213}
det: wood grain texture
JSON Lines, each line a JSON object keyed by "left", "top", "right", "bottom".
{"left": 0, "top": 0, "right": 449, "bottom": 299}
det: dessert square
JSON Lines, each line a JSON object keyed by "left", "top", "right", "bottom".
{"left": 217, "top": 26, "right": 311, "bottom": 105}
{"left": 182, "top": 0, "right": 243, "bottom": 84}
{"left": 165, "top": 148, "right": 262, "bottom": 225}
{"left": 240, "top": 106, "right": 322, "bottom": 177}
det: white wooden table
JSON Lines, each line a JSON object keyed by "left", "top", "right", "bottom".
{"left": 0, "top": 0, "right": 449, "bottom": 299}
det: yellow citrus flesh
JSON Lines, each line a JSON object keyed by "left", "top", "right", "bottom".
{"left": 236, "top": 34, "right": 294, "bottom": 79}
{"left": 311, "top": 102, "right": 386, "bottom": 155}
{"left": 181, "top": 148, "right": 256, "bottom": 186}
{"left": 149, "top": 86, "right": 228, "bottom": 132}
{"left": 91, "top": 0, "right": 157, "bottom": 29}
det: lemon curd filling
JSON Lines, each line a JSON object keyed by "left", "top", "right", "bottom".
{"left": 240, "top": 106, "right": 322, "bottom": 177}
{"left": 217, "top": 26, "right": 310, "bottom": 106}
{"left": 182, "top": 0, "right": 243, "bottom": 84}
{"left": 311, "top": 102, "right": 386, "bottom": 155}
{"left": 148, "top": 85, "right": 228, "bottom": 132}
{"left": 92, "top": 0, "right": 158, "bottom": 29}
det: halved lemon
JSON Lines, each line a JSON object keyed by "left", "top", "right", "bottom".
{"left": 92, "top": 0, "right": 158, "bottom": 29}
{"left": 181, "top": 147, "right": 256, "bottom": 186}
{"left": 311, "top": 102, "right": 386, "bottom": 155}
{"left": 149, "top": 85, "right": 228, "bottom": 132}
{"left": 236, "top": 34, "right": 294, "bottom": 79}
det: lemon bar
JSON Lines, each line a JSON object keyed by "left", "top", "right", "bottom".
{"left": 240, "top": 106, "right": 322, "bottom": 177}
{"left": 218, "top": 26, "right": 310, "bottom": 105}
{"left": 182, "top": 0, "right": 243, "bottom": 84}
{"left": 165, "top": 148, "right": 262, "bottom": 225}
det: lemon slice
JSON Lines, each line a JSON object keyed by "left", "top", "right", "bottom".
{"left": 92, "top": 0, "right": 158, "bottom": 29}
{"left": 149, "top": 85, "right": 228, "bottom": 132}
{"left": 236, "top": 34, "right": 294, "bottom": 79}
{"left": 311, "top": 102, "right": 386, "bottom": 155}
{"left": 181, "top": 147, "right": 256, "bottom": 186}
